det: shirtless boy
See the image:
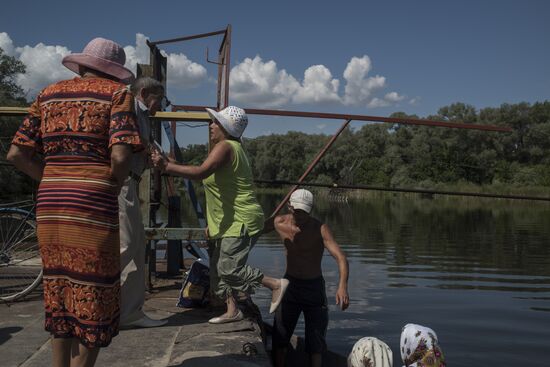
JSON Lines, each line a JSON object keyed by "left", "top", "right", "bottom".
{"left": 271, "top": 189, "right": 349, "bottom": 367}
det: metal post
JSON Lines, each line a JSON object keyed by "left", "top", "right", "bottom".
{"left": 223, "top": 25, "right": 231, "bottom": 109}
{"left": 166, "top": 195, "right": 182, "bottom": 275}
{"left": 271, "top": 119, "right": 352, "bottom": 217}
{"left": 136, "top": 62, "right": 155, "bottom": 289}
{"left": 166, "top": 120, "right": 183, "bottom": 275}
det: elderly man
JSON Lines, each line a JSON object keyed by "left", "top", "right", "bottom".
{"left": 271, "top": 189, "right": 350, "bottom": 367}
{"left": 119, "top": 77, "right": 168, "bottom": 328}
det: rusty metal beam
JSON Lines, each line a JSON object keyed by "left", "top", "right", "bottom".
{"left": 222, "top": 25, "right": 231, "bottom": 109}
{"left": 174, "top": 105, "right": 511, "bottom": 132}
{"left": 255, "top": 179, "right": 550, "bottom": 202}
{"left": 148, "top": 29, "right": 227, "bottom": 46}
{"left": 270, "top": 119, "right": 353, "bottom": 218}
{"left": 218, "top": 25, "right": 230, "bottom": 53}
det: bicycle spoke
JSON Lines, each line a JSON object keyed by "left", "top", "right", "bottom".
{"left": 4, "top": 227, "right": 36, "bottom": 253}
{"left": 0, "top": 208, "right": 42, "bottom": 301}
{"left": 5, "top": 215, "right": 31, "bottom": 248}
{"left": 0, "top": 215, "right": 15, "bottom": 248}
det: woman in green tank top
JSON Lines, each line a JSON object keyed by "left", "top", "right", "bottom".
{"left": 151, "top": 106, "right": 289, "bottom": 324}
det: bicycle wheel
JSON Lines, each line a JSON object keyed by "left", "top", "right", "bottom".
{"left": 0, "top": 208, "right": 42, "bottom": 301}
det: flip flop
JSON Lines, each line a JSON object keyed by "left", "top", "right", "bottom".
{"left": 269, "top": 278, "right": 290, "bottom": 314}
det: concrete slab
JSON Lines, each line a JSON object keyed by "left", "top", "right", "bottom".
{"left": 0, "top": 295, "right": 50, "bottom": 367}
{"left": 0, "top": 276, "right": 272, "bottom": 367}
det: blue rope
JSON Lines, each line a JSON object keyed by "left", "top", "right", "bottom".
{"left": 161, "top": 121, "right": 209, "bottom": 261}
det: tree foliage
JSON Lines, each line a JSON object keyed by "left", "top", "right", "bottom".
{"left": 0, "top": 47, "right": 26, "bottom": 105}
{"left": 0, "top": 47, "right": 33, "bottom": 200}
{"left": 182, "top": 101, "right": 550, "bottom": 191}
{"left": 2, "top": 45, "right": 549, "bottom": 199}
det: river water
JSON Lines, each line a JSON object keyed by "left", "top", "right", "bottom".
{"left": 180, "top": 192, "right": 550, "bottom": 366}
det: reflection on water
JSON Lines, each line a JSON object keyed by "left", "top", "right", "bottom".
{"left": 179, "top": 192, "right": 550, "bottom": 366}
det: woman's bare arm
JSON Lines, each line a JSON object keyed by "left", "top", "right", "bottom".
{"left": 7, "top": 144, "right": 44, "bottom": 181}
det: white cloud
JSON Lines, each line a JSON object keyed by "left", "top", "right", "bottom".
{"left": 409, "top": 96, "right": 420, "bottom": 105}
{"left": 316, "top": 123, "right": 327, "bottom": 130}
{"left": 1, "top": 32, "right": 73, "bottom": 97}
{"left": 123, "top": 33, "right": 207, "bottom": 90}
{"left": 230, "top": 57, "right": 340, "bottom": 107}
{"left": 2, "top": 32, "right": 207, "bottom": 99}
{"left": 166, "top": 53, "right": 208, "bottom": 89}
{"left": 0, "top": 32, "right": 15, "bottom": 56}
{"left": 292, "top": 65, "right": 340, "bottom": 104}
{"left": 123, "top": 33, "right": 150, "bottom": 71}
{"left": 230, "top": 54, "right": 403, "bottom": 109}
{"left": 384, "top": 92, "right": 405, "bottom": 102}
{"left": 3, "top": 31, "right": 408, "bottom": 109}
{"left": 15, "top": 43, "right": 73, "bottom": 97}
{"left": 230, "top": 55, "right": 300, "bottom": 108}
{"left": 367, "top": 92, "right": 406, "bottom": 108}
{"left": 367, "top": 97, "right": 390, "bottom": 108}
{"left": 343, "top": 56, "right": 386, "bottom": 106}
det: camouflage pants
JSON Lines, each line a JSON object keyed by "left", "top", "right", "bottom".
{"left": 208, "top": 233, "right": 263, "bottom": 298}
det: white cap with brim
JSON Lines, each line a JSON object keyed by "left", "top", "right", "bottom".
{"left": 206, "top": 106, "right": 248, "bottom": 139}
{"left": 289, "top": 189, "right": 314, "bottom": 213}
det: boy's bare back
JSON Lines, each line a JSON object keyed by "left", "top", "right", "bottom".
{"left": 274, "top": 214, "right": 325, "bottom": 279}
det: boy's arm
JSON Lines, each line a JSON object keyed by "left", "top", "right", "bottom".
{"left": 321, "top": 223, "right": 349, "bottom": 310}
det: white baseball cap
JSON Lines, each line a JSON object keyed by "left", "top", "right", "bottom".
{"left": 205, "top": 106, "right": 248, "bottom": 139}
{"left": 289, "top": 189, "right": 314, "bottom": 213}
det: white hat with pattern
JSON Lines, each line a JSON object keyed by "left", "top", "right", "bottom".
{"left": 205, "top": 106, "right": 248, "bottom": 139}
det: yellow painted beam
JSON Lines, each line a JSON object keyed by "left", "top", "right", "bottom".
{"left": 150, "top": 111, "right": 210, "bottom": 121}
{"left": 0, "top": 107, "right": 28, "bottom": 116}
{"left": 0, "top": 107, "right": 211, "bottom": 122}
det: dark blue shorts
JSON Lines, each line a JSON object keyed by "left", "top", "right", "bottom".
{"left": 272, "top": 274, "right": 328, "bottom": 354}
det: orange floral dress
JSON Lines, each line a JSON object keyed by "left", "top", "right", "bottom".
{"left": 12, "top": 77, "right": 142, "bottom": 347}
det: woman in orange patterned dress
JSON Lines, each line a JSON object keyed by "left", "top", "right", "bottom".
{"left": 7, "top": 38, "right": 142, "bottom": 367}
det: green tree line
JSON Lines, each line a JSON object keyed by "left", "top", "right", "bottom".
{"left": 182, "top": 101, "right": 550, "bottom": 194}
{"left": 2, "top": 45, "right": 549, "bottom": 199}
{"left": 0, "top": 47, "right": 33, "bottom": 200}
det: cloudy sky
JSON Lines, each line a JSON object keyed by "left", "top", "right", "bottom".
{"left": 1, "top": 0, "right": 549, "bottom": 145}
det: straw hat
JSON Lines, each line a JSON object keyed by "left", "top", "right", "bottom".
{"left": 206, "top": 106, "right": 248, "bottom": 139}
{"left": 62, "top": 37, "right": 134, "bottom": 81}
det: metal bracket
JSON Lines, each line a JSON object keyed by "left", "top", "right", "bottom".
{"left": 206, "top": 47, "right": 225, "bottom": 65}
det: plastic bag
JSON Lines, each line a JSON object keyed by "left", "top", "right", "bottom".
{"left": 177, "top": 259, "right": 210, "bottom": 308}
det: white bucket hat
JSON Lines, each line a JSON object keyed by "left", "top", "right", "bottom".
{"left": 205, "top": 106, "right": 248, "bottom": 139}
{"left": 289, "top": 189, "right": 314, "bottom": 213}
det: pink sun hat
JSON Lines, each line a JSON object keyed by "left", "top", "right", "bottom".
{"left": 62, "top": 37, "right": 134, "bottom": 81}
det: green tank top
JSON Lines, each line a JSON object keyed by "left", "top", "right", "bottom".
{"left": 202, "top": 140, "right": 264, "bottom": 238}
